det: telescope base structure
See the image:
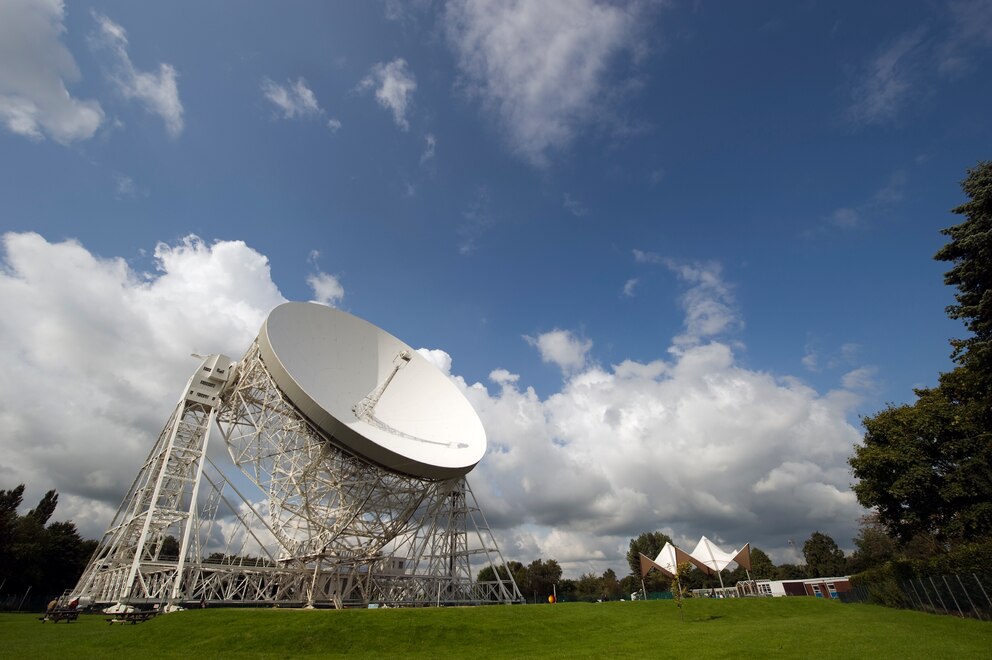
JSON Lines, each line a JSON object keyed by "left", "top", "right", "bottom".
{"left": 72, "top": 348, "right": 523, "bottom": 608}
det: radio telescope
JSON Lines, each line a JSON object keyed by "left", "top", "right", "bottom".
{"left": 72, "top": 302, "right": 523, "bottom": 608}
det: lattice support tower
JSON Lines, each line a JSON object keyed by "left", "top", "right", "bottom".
{"left": 73, "top": 336, "right": 523, "bottom": 609}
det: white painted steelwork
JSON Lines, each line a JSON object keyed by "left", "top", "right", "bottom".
{"left": 71, "top": 304, "right": 522, "bottom": 609}
{"left": 257, "top": 302, "right": 486, "bottom": 479}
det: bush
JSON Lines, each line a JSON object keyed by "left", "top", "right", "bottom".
{"left": 927, "top": 539, "right": 992, "bottom": 575}
{"left": 849, "top": 560, "right": 918, "bottom": 608}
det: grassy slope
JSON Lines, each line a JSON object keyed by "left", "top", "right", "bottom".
{"left": 3, "top": 598, "right": 990, "bottom": 659}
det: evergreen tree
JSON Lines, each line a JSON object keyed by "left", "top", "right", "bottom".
{"left": 851, "top": 161, "right": 992, "bottom": 548}
{"left": 0, "top": 485, "right": 97, "bottom": 599}
{"left": 934, "top": 160, "right": 992, "bottom": 375}
{"left": 27, "top": 490, "right": 58, "bottom": 525}
{"left": 802, "top": 532, "right": 846, "bottom": 577}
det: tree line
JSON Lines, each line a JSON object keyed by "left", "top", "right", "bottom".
{"left": 479, "top": 528, "right": 865, "bottom": 603}
{"left": 0, "top": 486, "right": 96, "bottom": 607}
{"left": 848, "top": 161, "right": 992, "bottom": 581}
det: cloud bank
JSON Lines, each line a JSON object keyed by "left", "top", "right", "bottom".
{"left": 0, "top": 233, "right": 284, "bottom": 534}
{"left": 449, "top": 261, "right": 864, "bottom": 573}
{"left": 0, "top": 233, "right": 865, "bottom": 576}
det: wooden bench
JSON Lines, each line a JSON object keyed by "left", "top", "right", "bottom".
{"left": 106, "top": 611, "right": 157, "bottom": 625}
{"left": 40, "top": 610, "right": 79, "bottom": 623}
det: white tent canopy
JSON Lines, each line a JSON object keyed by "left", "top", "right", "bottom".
{"left": 653, "top": 541, "right": 697, "bottom": 577}
{"left": 653, "top": 542, "right": 681, "bottom": 575}
{"left": 689, "top": 536, "right": 739, "bottom": 574}
{"left": 639, "top": 536, "right": 752, "bottom": 589}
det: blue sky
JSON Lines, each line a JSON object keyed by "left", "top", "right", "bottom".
{"left": 1, "top": 0, "right": 990, "bottom": 578}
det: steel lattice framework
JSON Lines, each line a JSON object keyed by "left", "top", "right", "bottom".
{"left": 72, "top": 345, "right": 523, "bottom": 609}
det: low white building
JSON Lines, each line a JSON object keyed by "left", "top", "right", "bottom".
{"left": 749, "top": 577, "right": 851, "bottom": 599}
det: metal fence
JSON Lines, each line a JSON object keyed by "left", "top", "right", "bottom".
{"left": 0, "top": 592, "right": 55, "bottom": 613}
{"left": 839, "top": 573, "right": 992, "bottom": 620}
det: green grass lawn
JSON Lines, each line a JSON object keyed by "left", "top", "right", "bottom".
{"left": 2, "top": 598, "right": 990, "bottom": 659}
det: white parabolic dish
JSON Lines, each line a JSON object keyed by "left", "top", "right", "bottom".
{"left": 256, "top": 302, "right": 487, "bottom": 480}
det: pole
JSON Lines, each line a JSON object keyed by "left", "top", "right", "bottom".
{"left": 640, "top": 578, "right": 647, "bottom": 601}
{"left": 17, "top": 586, "right": 32, "bottom": 612}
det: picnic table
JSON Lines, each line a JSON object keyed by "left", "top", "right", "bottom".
{"left": 39, "top": 609, "right": 79, "bottom": 623}
{"left": 107, "top": 610, "right": 158, "bottom": 625}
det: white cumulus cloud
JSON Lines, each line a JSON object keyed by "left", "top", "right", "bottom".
{"left": 458, "top": 334, "right": 865, "bottom": 575}
{"left": 92, "top": 13, "right": 184, "bottom": 137}
{"left": 359, "top": 58, "right": 416, "bottom": 130}
{"left": 0, "top": 234, "right": 870, "bottom": 577}
{"left": 524, "top": 329, "right": 592, "bottom": 374}
{"left": 306, "top": 271, "right": 345, "bottom": 307}
{"left": 0, "top": 0, "right": 104, "bottom": 143}
{"left": 417, "top": 348, "right": 453, "bottom": 375}
{"left": 444, "top": 0, "right": 649, "bottom": 166}
{"left": 262, "top": 77, "right": 322, "bottom": 120}
{"left": 841, "top": 366, "right": 878, "bottom": 391}
{"left": 667, "top": 260, "right": 741, "bottom": 349}
{"left": 0, "top": 232, "right": 285, "bottom": 536}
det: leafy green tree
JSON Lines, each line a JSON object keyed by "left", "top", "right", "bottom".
{"left": 625, "top": 530, "right": 673, "bottom": 591}
{"left": 557, "top": 578, "right": 577, "bottom": 602}
{"left": 477, "top": 560, "right": 525, "bottom": 588}
{"left": 625, "top": 531, "right": 672, "bottom": 575}
{"left": 476, "top": 565, "right": 497, "bottom": 582}
{"left": 158, "top": 534, "right": 180, "bottom": 560}
{"left": 618, "top": 574, "right": 640, "bottom": 598}
{"left": 848, "top": 514, "right": 899, "bottom": 573}
{"left": 600, "top": 568, "right": 620, "bottom": 600}
{"left": 523, "top": 558, "right": 561, "bottom": 603}
{"left": 40, "top": 521, "right": 95, "bottom": 596}
{"left": 574, "top": 572, "right": 601, "bottom": 602}
{"left": 749, "top": 547, "right": 775, "bottom": 579}
{"left": 678, "top": 565, "right": 721, "bottom": 591}
{"left": 774, "top": 563, "right": 805, "bottom": 580}
{"left": 671, "top": 562, "right": 692, "bottom": 623}
{"left": 852, "top": 162, "right": 992, "bottom": 548}
{"left": 803, "top": 532, "right": 846, "bottom": 577}
{"left": 5, "top": 490, "right": 57, "bottom": 592}
{"left": 1, "top": 487, "right": 91, "bottom": 596}
{"left": 851, "top": 368, "right": 991, "bottom": 544}
{"left": 726, "top": 546, "right": 775, "bottom": 582}
{"left": 0, "top": 485, "right": 105, "bottom": 600}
